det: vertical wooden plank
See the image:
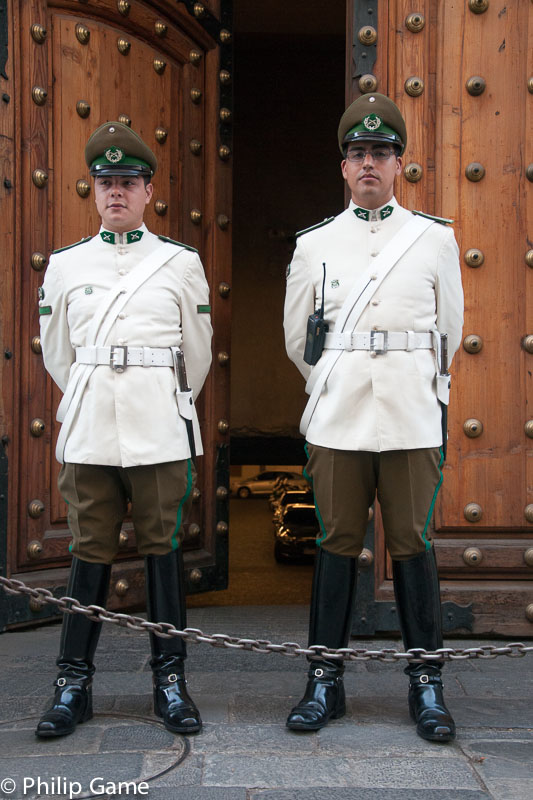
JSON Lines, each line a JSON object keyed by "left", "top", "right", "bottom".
{"left": 15, "top": 0, "right": 52, "bottom": 571}
{"left": 0, "top": 0, "right": 16, "bottom": 575}
{"left": 525, "top": 2, "right": 533, "bottom": 527}
{"left": 437, "top": 0, "right": 531, "bottom": 531}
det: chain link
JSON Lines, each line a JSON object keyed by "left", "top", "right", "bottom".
{"left": 2, "top": 574, "right": 532, "bottom": 663}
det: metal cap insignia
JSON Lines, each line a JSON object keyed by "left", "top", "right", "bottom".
{"left": 105, "top": 146, "right": 124, "bottom": 164}
{"left": 363, "top": 114, "right": 382, "bottom": 131}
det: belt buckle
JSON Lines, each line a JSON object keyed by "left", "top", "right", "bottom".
{"left": 110, "top": 345, "right": 128, "bottom": 373}
{"left": 370, "top": 330, "right": 388, "bottom": 355}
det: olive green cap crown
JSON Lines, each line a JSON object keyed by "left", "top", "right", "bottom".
{"left": 337, "top": 93, "right": 407, "bottom": 155}
{"left": 85, "top": 121, "right": 158, "bottom": 177}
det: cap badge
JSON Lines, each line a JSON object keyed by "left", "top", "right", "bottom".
{"left": 363, "top": 114, "right": 382, "bottom": 131}
{"left": 104, "top": 146, "right": 124, "bottom": 164}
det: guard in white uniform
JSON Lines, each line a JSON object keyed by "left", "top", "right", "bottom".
{"left": 36, "top": 122, "right": 212, "bottom": 738}
{"left": 284, "top": 94, "right": 463, "bottom": 741}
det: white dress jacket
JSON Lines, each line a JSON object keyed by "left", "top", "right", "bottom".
{"left": 39, "top": 224, "right": 213, "bottom": 467}
{"left": 284, "top": 198, "right": 464, "bottom": 452}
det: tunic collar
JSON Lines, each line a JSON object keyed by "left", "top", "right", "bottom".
{"left": 99, "top": 223, "right": 147, "bottom": 245}
{"left": 349, "top": 196, "right": 398, "bottom": 222}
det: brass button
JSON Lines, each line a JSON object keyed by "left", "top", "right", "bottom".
{"left": 464, "top": 502, "right": 482, "bottom": 523}
{"left": 115, "top": 578, "right": 129, "bottom": 596}
{"left": 27, "top": 540, "right": 43, "bottom": 559}
{"left": 463, "top": 418, "right": 483, "bottom": 438}
{"left": 463, "top": 546, "right": 483, "bottom": 566}
{"left": 464, "top": 248, "right": 484, "bottom": 268}
{"left": 465, "top": 162, "right": 485, "bottom": 182}
{"left": 358, "top": 548, "right": 374, "bottom": 567}
{"left": 463, "top": 334, "right": 483, "bottom": 354}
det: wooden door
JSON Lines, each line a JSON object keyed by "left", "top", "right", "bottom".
{"left": 347, "top": 0, "right": 533, "bottom": 635}
{"left": 0, "top": 0, "right": 232, "bottom": 628}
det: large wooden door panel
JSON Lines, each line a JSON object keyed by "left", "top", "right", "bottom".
{"left": 1, "top": 0, "right": 232, "bottom": 627}
{"left": 347, "top": 0, "right": 533, "bottom": 635}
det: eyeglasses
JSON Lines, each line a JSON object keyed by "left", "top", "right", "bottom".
{"left": 345, "top": 148, "right": 396, "bottom": 163}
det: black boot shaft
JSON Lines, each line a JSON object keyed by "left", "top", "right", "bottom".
{"left": 57, "top": 558, "right": 111, "bottom": 671}
{"left": 145, "top": 550, "right": 202, "bottom": 734}
{"left": 392, "top": 548, "right": 443, "bottom": 661}
{"left": 36, "top": 558, "right": 111, "bottom": 738}
{"left": 287, "top": 548, "right": 357, "bottom": 731}
{"left": 309, "top": 548, "right": 357, "bottom": 655}
{"left": 145, "top": 549, "right": 187, "bottom": 662}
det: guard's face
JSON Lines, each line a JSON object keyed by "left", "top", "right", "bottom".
{"left": 94, "top": 175, "right": 153, "bottom": 233}
{"left": 341, "top": 142, "right": 402, "bottom": 209}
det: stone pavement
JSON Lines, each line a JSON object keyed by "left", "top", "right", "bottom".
{"left": 0, "top": 604, "right": 532, "bottom": 800}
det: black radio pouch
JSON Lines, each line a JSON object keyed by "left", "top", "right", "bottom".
{"left": 303, "top": 262, "right": 328, "bottom": 366}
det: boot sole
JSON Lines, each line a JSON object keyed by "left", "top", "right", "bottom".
{"left": 161, "top": 718, "right": 202, "bottom": 735}
{"left": 416, "top": 728, "right": 456, "bottom": 743}
{"left": 35, "top": 712, "right": 92, "bottom": 738}
{"left": 286, "top": 708, "right": 346, "bottom": 731}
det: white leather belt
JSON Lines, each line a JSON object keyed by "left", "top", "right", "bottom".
{"left": 75, "top": 345, "right": 174, "bottom": 371}
{"left": 324, "top": 330, "right": 433, "bottom": 355}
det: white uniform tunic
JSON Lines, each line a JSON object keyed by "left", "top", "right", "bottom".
{"left": 39, "top": 224, "right": 213, "bottom": 467}
{"left": 284, "top": 198, "right": 464, "bottom": 452}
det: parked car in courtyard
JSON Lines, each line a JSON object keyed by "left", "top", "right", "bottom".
{"left": 271, "top": 488, "right": 315, "bottom": 521}
{"left": 232, "top": 470, "right": 307, "bottom": 498}
{"left": 273, "top": 503, "right": 319, "bottom": 562}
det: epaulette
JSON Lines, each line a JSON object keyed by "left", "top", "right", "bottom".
{"left": 158, "top": 235, "right": 198, "bottom": 253}
{"left": 412, "top": 210, "right": 454, "bottom": 225}
{"left": 52, "top": 236, "right": 92, "bottom": 254}
{"left": 295, "top": 217, "right": 335, "bottom": 238}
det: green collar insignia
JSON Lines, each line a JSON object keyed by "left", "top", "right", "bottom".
{"left": 353, "top": 205, "right": 394, "bottom": 222}
{"left": 100, "top": 229, "right": 144, "bottom": 245}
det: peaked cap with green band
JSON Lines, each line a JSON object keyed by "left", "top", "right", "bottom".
{"left": 338, "top": 93, "right": 407, "bottom": 155}
{"left": 85, "top": 121, "right": 157, "bottom": 177}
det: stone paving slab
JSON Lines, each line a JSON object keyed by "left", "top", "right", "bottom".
{"left": 249, "top": 791, "right": 490, "bottom": 800}
{"left": 202, "top": 753, "right": 481, "bottom": 789}
{"left": 0, "top": 606, "right": 532, "bottom": 799}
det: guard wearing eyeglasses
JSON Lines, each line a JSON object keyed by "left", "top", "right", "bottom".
{"left": 284, "top": 93, "right": 463, "bottom": 741}
{"left": 35, "top": 122, "right": 212, "bottom": 738}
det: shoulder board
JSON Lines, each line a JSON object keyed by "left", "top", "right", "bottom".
{"left": 52, "top": 236, "right": 92, "bottom": 254}
{"left": 295, "top": 217, "right": 335, "bottom": 238}
{"left": 158, "top": 235, "right": 198, "bottom": 253}
{"left": 412, "top": 210, "right": 454, "bottom": 225}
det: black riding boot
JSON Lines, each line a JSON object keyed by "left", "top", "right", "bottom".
{"left": 36, "top": 557, "right": 111, "bottom": 738}
{"left": 393, "top": 548, "right": 456, "bottom": 742}
{"left": 145, "top": 549, "right": 202, "bottom": 734}
{"left": 287, "top": 548, "right": 357, "bottom": 731}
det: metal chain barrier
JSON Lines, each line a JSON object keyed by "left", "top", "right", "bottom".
{"left": 1, "top": 575, "right": 532, "bottom": 663}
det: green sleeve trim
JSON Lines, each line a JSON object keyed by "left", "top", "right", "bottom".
{"left": 296, "top": 217, "right": 335, "bottom": 238}
{"left": 412, "top": 210, "right": 454, "bottom": 225}
{"left": 39, "top": 305, "right": 52, "bottom": 316}
{"left": 197, "top": 304, "right": 211, "bottom": 314}
{"left": 158, "top": 235, "right": 198, "bottom": 253}
{"left": 52, "top": 236, "right": 92, "bottom": 254}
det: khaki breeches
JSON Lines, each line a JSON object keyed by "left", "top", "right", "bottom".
{"left": 58, "top": 460, "right": 195, "bottom": 564}
{"left": 304, "top": 444, "right": 443, "bottom": 559}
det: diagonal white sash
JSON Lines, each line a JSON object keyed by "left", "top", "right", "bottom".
{"left": 299, "top": 215, "right": 434, "bottom": 436}
{"left": 55, "top": 242, "right": 177, "bottom": 462}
